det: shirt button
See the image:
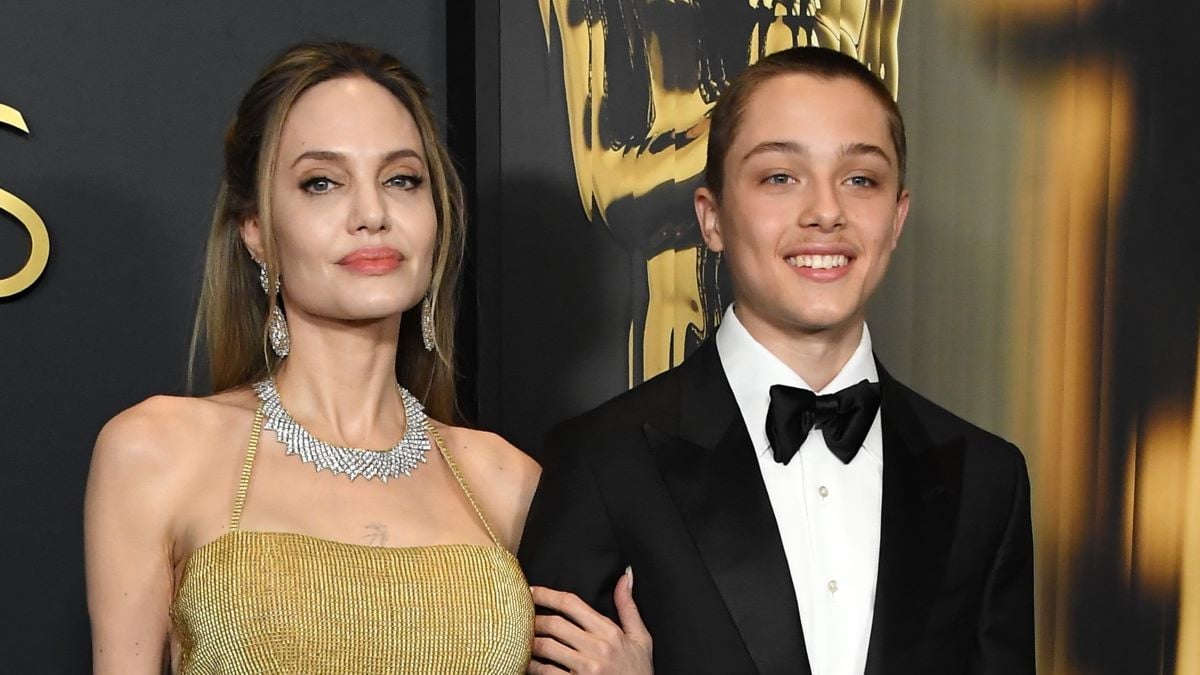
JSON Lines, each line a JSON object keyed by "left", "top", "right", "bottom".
{"left": 828, "top": 580, "right": 839, "bottom": 593}
{"left": 818, "top": 485, "right": 829, "bottom": 498}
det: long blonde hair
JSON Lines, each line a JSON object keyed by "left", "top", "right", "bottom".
{"left": 189, "top": 42, "right": 464, "bottom": 422}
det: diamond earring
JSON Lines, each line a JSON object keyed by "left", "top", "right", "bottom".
{"left": 256, "top": 260, "right": 290, "bottom": 359}
{"left": 421, "top": 293, "right": 435, "bottom": 352}
{"left": 268, "top": 305, "right": 290, "bottom": 359}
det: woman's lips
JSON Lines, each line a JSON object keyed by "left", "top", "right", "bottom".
{"left": 338, "top": 247, "right": 403, "bottom": 274}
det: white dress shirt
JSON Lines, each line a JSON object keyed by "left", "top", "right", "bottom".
{"left": 715, "top": 305, "right": 883, "bottom": 675}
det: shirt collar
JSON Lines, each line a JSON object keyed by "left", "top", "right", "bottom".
{"left": 715, "top": 304, "right": 879, "bottom": 460}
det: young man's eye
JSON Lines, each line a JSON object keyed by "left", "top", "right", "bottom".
{"left": 764, "top": 173, "right": 794, "bottom": 185}
{"left": 301, "top": 177, "right": 338, "bottom": 194}
{"left": 846, "top": 175, "right": 877, "bottom": 188}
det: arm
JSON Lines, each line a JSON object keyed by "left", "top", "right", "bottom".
{"left": 84, "top": 403, "right": 179, "bottom": 674}
{"left": 518, "top": 424, "right": 625, "bottom": 620}
{"left": 973, "top": 444, "right": 1035, "bottom": 674}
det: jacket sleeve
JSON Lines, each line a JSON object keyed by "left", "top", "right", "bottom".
{"left": 973, "top": 444, "right": 1036, "bottom": 674}
{"left": 518, "top": 423, "right": 625, "bottom": 622}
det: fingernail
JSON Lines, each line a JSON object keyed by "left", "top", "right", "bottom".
{"left": 625, "top": 565, "right": 634, "bottom": 591}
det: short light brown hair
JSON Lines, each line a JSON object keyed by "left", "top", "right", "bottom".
{"left": 190, "top": 41, "right": 464, "bottom": 421}
{"left": 704, "top": 46, "right": 906, "bottom": 198}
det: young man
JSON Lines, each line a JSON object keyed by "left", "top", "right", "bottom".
{"left": 520, "top": 47, "right": 1034, "bottom": 675}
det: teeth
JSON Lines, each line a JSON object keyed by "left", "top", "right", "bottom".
{"left": 786, "top": 254, "right": 849, "bottom": 270}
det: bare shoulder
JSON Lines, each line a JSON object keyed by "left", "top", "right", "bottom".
{"left": 429, "top": 421, "right": 541, "bottom": 550}
{"left": 431, "top": 422, "right": 541, "bottom": 488}
{"left": 91, "top": 390, "right": 257, "bottom": 484}
{"left": 93, "top": 395, "right": 196, "bottom": 477}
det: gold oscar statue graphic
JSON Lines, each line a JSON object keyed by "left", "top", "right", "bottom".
{"left": 0, "top": 103, "right": 50, "bottom": 298}
{"left": 538, "top": 0, "right": 901, "bottom": 385}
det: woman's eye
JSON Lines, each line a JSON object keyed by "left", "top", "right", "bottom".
{"left": 301, "top": 177, "right": 338, "bottom": 194}
{"left": 386, "top": 174, "right": 424, "bottom": 190}
{"left": 846, "top": 175, "right": 877, "bottom": 188}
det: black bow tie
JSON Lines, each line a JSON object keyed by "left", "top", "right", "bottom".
{"left": 765, "top": 380, "right": 881, "bottom": 465}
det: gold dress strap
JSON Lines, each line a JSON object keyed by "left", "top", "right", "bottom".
{"left": 424, "top": 421, "right": 503, "bottom": 548}
{"left": 229, "top": 403, "right": 265, "bottom": 532}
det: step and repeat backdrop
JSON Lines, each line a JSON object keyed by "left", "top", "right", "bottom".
{"left": 0, "top": 3, "right": 444, "bottom": 670}
{"left": 3, "top": 0, "right": 1199, "bottom": 672}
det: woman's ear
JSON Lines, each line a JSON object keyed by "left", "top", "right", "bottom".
{"left": 240, "top": 216, "right": 264, "bottom": 261}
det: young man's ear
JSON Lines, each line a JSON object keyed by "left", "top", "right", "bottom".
{"left": 890, "top": 189, "right": 910, "bottom": 250}
{"left": 695, "top": 186, "right": 724, "bottom": 253}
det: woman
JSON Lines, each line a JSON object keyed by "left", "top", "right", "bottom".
{"left": 84, "top": 41, "right": 650, "bottom": 674}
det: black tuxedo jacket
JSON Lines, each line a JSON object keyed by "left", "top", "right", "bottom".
{"left": 519, "top": 339, "right": 1034, "bottom": 674}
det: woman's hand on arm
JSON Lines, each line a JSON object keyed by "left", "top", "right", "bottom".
{"left": 84, "top": 401, "right": 181, "bottom": 674}
{"left": 529, "top": 568, "right": 652, "bottom": 675}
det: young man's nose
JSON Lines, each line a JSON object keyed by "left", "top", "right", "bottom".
{"left": 800, "top": 181, "right": 845, "bottom": 230}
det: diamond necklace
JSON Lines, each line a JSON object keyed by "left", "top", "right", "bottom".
{"left": 253, "top": 379, "right": 431, "bottom": 482}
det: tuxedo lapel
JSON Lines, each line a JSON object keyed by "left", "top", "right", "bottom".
{"left": 644, "top": 341, "right": 810, "bottom": 675}
{"left": 864, "top": 364, "right": 965, "bottom": 674}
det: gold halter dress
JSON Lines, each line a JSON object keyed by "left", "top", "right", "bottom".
{"left": 169, "top": 405, "right": 534, "bottom": 674}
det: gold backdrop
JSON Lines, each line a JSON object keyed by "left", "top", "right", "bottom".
{"left": 537, "top": 0, "right": 901, "bottom": 384}
{"left": 535, "top": 0, "right": 1198, "bottom": 672}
